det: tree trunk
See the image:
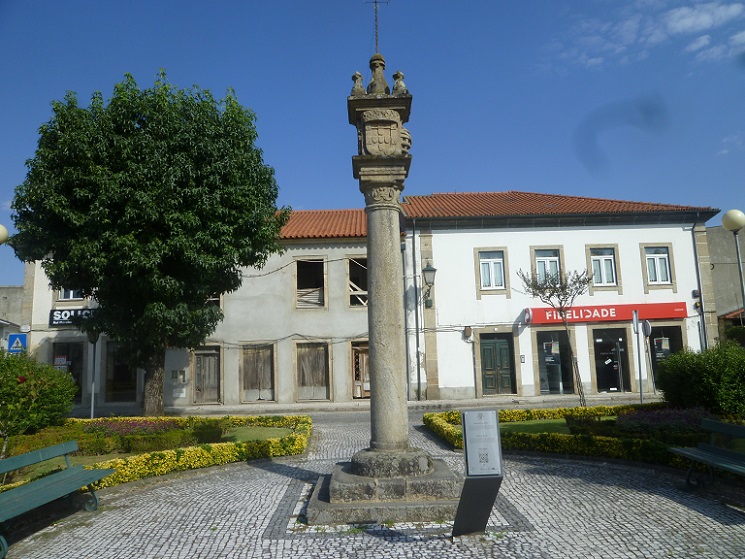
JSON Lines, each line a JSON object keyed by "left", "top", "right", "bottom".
{"left": 142, "top": 352, "right": 166, "bottom": 416}
{"left": 563, "top": 321, "right": 587, "bottom": 408}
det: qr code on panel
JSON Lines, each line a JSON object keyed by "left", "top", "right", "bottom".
{"left": 479, "top": 452, "right": 489, "bottom": 464}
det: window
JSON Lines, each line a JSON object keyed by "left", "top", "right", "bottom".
{"left": 348, "top": 258, "right": 368, "bottom": 306}
{"left": 53, "top": 342, "right": 84, "bottom": 402}
{"left": 351, "top": 341, "right": 370, "bottom": 399}
{"left": 591, "top": 248, "right": 617, "bottom": 286}
{"left": 474, "top": 247, "right": 511, "bottom": 299}
{"left": 59, "top": 288, "right": 84, "bottom": 300}
{"left": 479, "top": 251, "right": 505, "bottom": 289}
{"left": 296, "top": 259, "right": 325, "bottom": 308}
{"left": 535, "top": 249, "right": 560, "bottom": 283}
{"left": 645, "top": 247, "right": 671, "bottom": 284}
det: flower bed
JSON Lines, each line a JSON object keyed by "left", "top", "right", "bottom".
{"left": 87, "top": 415, "right": 311, "bottom": 489}
{"left": 1, "top": 415, "right": 311, "bottom": 492}
{"left": 423, "top": 405, "right": 690, "bottom": 468}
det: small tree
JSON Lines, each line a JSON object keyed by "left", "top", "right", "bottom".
{"left": 0, "top": 350, "right": 77, "bottom": 459}
{"left": 518, "top": 269, "right": 592, "bottom": 407}
{"left": 11, "top": 72, "right": 289, "bottom": 415}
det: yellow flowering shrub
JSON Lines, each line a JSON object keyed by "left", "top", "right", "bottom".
{"left": 84, "top": 415, "right": 311, "bottom": 490}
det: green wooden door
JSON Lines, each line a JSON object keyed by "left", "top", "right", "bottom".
{"left": 481, "top": 337, "right": 513, "bottom": 395}
{"left": 495, "top": 339, "right": 513, "bottom": 394}
{"left": 481, "top": 339, "right": 498, "bottom": 395}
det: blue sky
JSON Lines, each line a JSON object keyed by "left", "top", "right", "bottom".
{"left": 1, "top": 1, "right": 744, "bottom": 286}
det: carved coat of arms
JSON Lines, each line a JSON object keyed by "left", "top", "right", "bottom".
{"left": 360, "top": 109, "right": 402, "bottom": 156}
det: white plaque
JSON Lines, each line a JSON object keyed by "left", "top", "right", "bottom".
{"left": 172, "top": 388, "right": 186, "bottom": 399}
{"left": 462, "top": 409, "right": 503, "bottom": 477}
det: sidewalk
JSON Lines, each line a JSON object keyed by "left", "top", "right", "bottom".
{"left": 162, "top": 392, "right": 664, "bottom": 417}
{"left": 6, "top": 408, "right": 744, "bottom": 559}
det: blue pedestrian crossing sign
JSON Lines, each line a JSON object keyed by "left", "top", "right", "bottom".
{"left": 8, "top": 333, "right": 27, "bottom": 354}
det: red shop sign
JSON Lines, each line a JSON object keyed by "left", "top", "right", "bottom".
{"left": 525, "top": 302, "right": 688, "bottom": 325}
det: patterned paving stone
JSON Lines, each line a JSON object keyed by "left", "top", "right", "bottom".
{"left": 5, "top": 411, "right": 745, "bottom": 558}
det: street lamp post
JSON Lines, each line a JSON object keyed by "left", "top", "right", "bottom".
{"left": 722, "top": 209, "right": 745, "bottom": 327}
{"left": 87, "top": 330, "right": 100, "bottom": 419}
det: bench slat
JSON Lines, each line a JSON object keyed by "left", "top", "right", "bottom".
{"left": 670, "top": 448, "right": 745, "bottom": 475}
{"left": 0, "top": 465, "right": 114, "bottom": 522}
{"left": 669, "top": 419, "right": 745, "bottom": 483}
{"left": 0, "top": 441, "right": 79, "bottom": 476}
{"left": 700, "top": 418, "right": 745, "bottom": 439}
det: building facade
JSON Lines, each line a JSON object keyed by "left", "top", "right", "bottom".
{"left": 707, "top": 224, "right": 745, "bottom": 331}
{"left": 402, "top": 191, "right": 718, "bottom": 401}
{"left": 22, "top": 191, "right": 719, "bottom": 415}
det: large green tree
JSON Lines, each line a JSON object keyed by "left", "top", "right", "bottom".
{"left": 11, "top": 72, "right": 289, "bottom": 415}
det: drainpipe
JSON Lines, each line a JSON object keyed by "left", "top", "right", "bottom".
{"left": 401, "top": 232, "right": 412, "bottom": 401}
{"left": 411, "top": 219, "right": 422, "bottom": 400}
{"left": 690, "top": 224, "right": 708, "bottom": 350}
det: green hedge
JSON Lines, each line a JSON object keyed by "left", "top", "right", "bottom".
{"left": 423, "top": 405, "right": 689, "bottom": 469}
{"left": 0, "top": 415, "right": 312, "bottom": 493}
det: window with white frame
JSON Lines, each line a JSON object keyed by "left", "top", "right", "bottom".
{"left": 59, "top": 288, "right": 84, "bottom": 300}
{"left": 590, "top": 248, "right": 617, "bottom": 286}
{"left": 535, "top": 249, "right": 560, "bottom": 283}
{"left": 645, "top": 247, "right": 671, "bottom": 284}
{"left": 479, "top": 250, "right": 505, "bottom": 290}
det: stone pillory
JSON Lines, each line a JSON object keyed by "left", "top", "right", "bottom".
{"left": 306, "top": 52, "right": 464, "bottom": 525}
{"left": 348, "top": 53, "right": 415, "bottom": 459}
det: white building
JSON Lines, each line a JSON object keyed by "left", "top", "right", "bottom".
{"left": 22, "top": 191, "right": 719, "bottom": 415}
{"left": 402, "top": 191, "right": 718, "bottom": 401}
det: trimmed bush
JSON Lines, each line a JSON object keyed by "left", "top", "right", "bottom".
{"left": 657, "top": 342, "right": 745, "bottom": 415}
{"left": 1, "top": 415, "right": 312, "bottom": 493}
{"left": 88, "top": 415, "right": 312, "bottom": 489}
{"left": 0, "top": 349, "right": 77, "bottom": 458}
{"left": 615, "top": 407, "right": 713, "bottom": 444}
{"left": 120, "top": 430, "right": 197, "bottom": 452}
{"left": 423, "top": 405, "right": 695, "bottom": 469}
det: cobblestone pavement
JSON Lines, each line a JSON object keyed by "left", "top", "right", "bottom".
{"left": 7, "top": 411, "right": 745, "bottom": 559}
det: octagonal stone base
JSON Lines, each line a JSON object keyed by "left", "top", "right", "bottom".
{"left": 305, "top": 458, "right": 464, "bottom": 525}
{"left": 351, "top": 447, "right": 433, "bottom": 478}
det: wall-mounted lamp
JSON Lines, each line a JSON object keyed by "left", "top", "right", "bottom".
{"left": 422, "top": 263, "right": 437, "bottom": 308}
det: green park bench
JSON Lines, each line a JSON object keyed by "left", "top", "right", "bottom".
{"left": 669, "top": 418, "right": 745, "bottom": 487}
{"left": 0, "top": 440, "right": 115, "bottom": 559}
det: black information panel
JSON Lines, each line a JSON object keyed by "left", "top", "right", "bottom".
{"left": 452, "top": 409, "right": 504, "bottom": 538}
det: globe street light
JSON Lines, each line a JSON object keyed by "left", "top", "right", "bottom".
{"left": 0, "top": 224, "right": 8, "bottom": 245}
{"left": 722, "top": 209, "right": 745, "bottom": 326}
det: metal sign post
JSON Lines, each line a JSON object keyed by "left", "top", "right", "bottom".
{"left": 632, "top": 310, "right": 644, "bottom": 404}
{"left": 87, "top": 331, "right": 100, "bottom": 419}
{"left": 642, "top": 320, "right": 654, "bottom": 393}
{"left": 452, "top": 409, "right": 503, "bottom": 537}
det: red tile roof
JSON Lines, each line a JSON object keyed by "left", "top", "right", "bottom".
{"left": 281, "top": 209, "right": 367, "bottom": 240}
{"left": 401, "top": 191, "right": 716, "bottom": 218}
{"left": 279, "top": 191, "right": 718, "bottom": 239}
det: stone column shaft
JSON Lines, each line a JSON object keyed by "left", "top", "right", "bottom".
{"left": 363, "top": 185, "right": 409, "bottom": 451}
